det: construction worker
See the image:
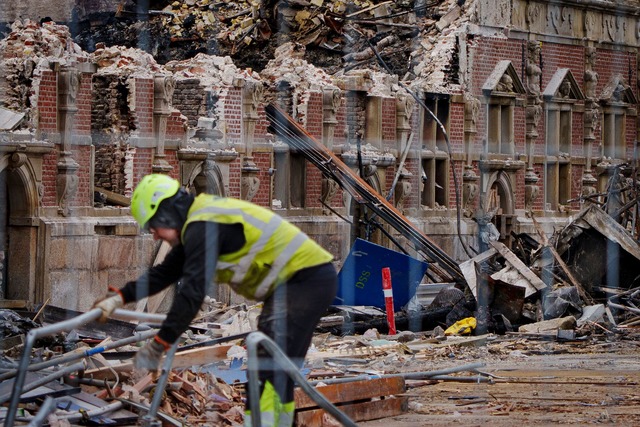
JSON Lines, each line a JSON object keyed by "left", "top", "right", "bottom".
{"left": 93, "top": 173, "right": 338, "bottom": 427}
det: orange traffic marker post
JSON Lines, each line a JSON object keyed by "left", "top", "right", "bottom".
{"left": 381, "top": 267, "right": 396, "bottom": 335}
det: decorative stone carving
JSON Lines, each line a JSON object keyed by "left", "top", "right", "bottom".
{"left": 241, "top": 80, "right": 264, "bottom": 200}
{"left": 321, "top": 177, "right": 339, "bottom": 215}
{"left": 464, "top": 95, "right": 481, "bottom": 134}
{"left": 495, "top": 74, "right": 514, "bottom": 93}
{"left": 322, "top": 87, "right": 341, "bottom": 150}
{"left": 241, "top": 171, "right": 260, "bottom": 202}
{"left": 57, "top": 66, "right": 80, "bottom": 217}
{"left": 153, "top": 74, "right": 176, "bottom": 115}
{"left": 584, "top": 11, "right": 597, "bottom": 37}
{"left": 152, "top": 74, "right": 176, "bottom": 173}
{"left": 526, "top": 3, "right": 541, "bottom": 27}
{"left": 56, "top": 153, "right": 79, "bottom": 216}
{"left": 462, "top": 165, "right": 479, "bottom": 218}
{"left": 584, "top": 47, "right": 598, "bottom": 101}
{"left": 526, "top": 41, "right": 542, "bottom": 96}
{"left": 394, "top": 167, "right": 412, "bottom": 213}
{"left": 581, "top": 171, "right": 598, "bottom": 204}
{"left": 395, "top": 92, "right": 415, "bottom": 151}
{"left": 526, "top": 103, "right": 542, "bottom": 139}
{"left": 584, "top": 103, "right": 599, "bottom": 141}
{"left": 9, "top": 152, "right": 27, "bottom": 170}
{"left": 604, "top": 15, "right": 623, "bottom": 42}
{"left": 524, "top": 169, "right": 540, "bottom": 212}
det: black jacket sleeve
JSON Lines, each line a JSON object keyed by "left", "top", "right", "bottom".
{"left": 155, "top": 221, "right": 220, "bottom": 344}
{"left": 119, "top": 221, "right": 245, "bottom": 345}
{"left": 119, "top": 243, "right": 185, "bottom": 304}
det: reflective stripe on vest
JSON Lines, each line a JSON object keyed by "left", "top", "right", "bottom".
{"left": 187, "top": 204, "right": 308, "bottom": 296}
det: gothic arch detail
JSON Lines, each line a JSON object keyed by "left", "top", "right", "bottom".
{"left": 184, "top": 160, "right": 226, "bottom": 196}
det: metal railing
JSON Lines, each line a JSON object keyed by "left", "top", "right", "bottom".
{"left": 4, "top": 308, "right": 167, "bottom": 427}
{"left": 245, "top": 331, "right": 357, "bottom": 427}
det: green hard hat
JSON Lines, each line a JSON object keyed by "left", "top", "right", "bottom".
{"left": 130, "top": 174, "right": 181, "bottom": 229}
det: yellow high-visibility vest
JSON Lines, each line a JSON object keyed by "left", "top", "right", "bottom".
{"left": 183, "top": 194, "right": 333, "bottom": 300}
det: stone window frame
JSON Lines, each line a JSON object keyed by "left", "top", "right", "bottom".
{"left": 481, "top": 61, "right": 526, "bottom": 160}
{"left": 419, "top": 93, "right": 450, "bottom": 209}
{"left": 542, "top": 69, "right": 584, "bottom": 211}
{"left": 598, "top": 75, "right": 637, "bottom": 162}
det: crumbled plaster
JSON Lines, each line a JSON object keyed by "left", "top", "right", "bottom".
{"left": 0, "top": 20, "right": 89, "bottom": 129}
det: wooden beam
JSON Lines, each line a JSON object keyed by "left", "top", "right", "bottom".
{"left": 94, "top": 186, "right": 131, "bottom": 207}
{"left": 84, "top": 344, "right": 233, "bottom": 379}
{"left": 295, "top": 377, "right": 405, "bottom": 409}
{"left": 295, "top": 397, "right": 408, "bottom": 426}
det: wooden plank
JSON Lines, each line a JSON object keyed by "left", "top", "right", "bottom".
{"left": 94, "top": 186, "right": 131, "bottom": 206}
{"left": 581, "top": 204, "right": 640, "bottom": 260}
{"left": 490, "top": 240, "right": 546, "bottom": 292}
{"left": 295, "top": 396, "right": 408, "bottom": 426}
{"left": 294, "top": 377, "right": 405, "bottom": 409}
{"left": 531, "top": 215, "right": 594, "bottom": 305}
{"left": 0, "top": 299, "right": 29, "bottom": 309}
{"left": 84, "top": 344, "right": 233, "bottom": 379}
{"left": 459, "top": 248, "right": 498, "bottom": 298}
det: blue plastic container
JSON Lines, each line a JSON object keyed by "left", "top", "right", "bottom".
{"left": 334, "top": 238, "right": 429, "bottom": 311}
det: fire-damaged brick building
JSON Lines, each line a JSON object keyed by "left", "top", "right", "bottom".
{"left": 0, "top": 0, "right": 639, "bottom": 312}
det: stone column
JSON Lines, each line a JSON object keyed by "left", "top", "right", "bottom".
{"left": 320, "top": 88, "right": 341, "bottom": 213}
{"left": 56, "top": 66, "right": 80, "bottom": 216}
{"left": 152, "top": 74, "right": 176, "bottom": 173}
{"left": 241, "top": 80, "right": 263, "bottom": 201}
{"left": 463, "top": 95, "right": 480, "bottom": 217}
{"left": 524, "top": 40, "right": 542, "bottom": 212}
{"left": 582, "top": 47, "right": 600, "bottom": 201}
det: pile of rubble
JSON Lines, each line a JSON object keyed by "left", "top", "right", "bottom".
{"left": 68, "top": 0, "right": 467, "bottom": 83}
{"left": 4, "top": 189, "right": 640, "bottom": 424}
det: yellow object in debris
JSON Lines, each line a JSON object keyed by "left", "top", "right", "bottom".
{"left": 444, "top": 317, "right": 477, "bottom": 336}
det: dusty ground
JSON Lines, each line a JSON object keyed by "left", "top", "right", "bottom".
{"left": 359, "top": 339, "right": 640, "bottom": 426}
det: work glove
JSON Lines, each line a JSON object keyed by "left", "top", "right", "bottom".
{"left": 134, "top": 336, "right": 170, "bottom": 371}
{"left": 92, "top": 287, "right": 124, "bottom": 323}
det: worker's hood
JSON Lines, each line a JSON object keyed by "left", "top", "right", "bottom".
{"left": 147, "top": 188, "right": 194, "bottom": 231}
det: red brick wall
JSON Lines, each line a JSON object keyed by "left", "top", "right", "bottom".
{"left": 255, "top": 104, "right": 270, "bottom": 145}
{"left": 166, "top": 111, "right": 185, "bottom": 139}
{"left": 449, "top": 102, "right": 465, "bottom": 153}
{"left": 228, "top": 157, "right": 242, "bottom": 198}
{"left": 38, "top": 70, "right": 57, "bottom": 133}
{"left": 41, "top": 150, "right": 58, "bottom": 207}
{"left": 595, "top": 49, "right": 637, "bottom": 159}
{"left": 74, "top": 72, "right": 92, "bottom": 136}
{"left": 71, "top": 145, "right": 92, "bottom": 207}
{"left": 532, "top": 163, "right": 545, "bottom": 211}
{"left": 381, "top": 97, "right": 396, "bottom": 150}
{"left": 131, "top": 147, "right": 154, "bottom": 187}
{"left": 302, "top": 92, "right": 324, "bottom": 208}
{"left": 570, "top": 164, "right": 584, "bottom": 211}
{"left": 304, "top": 92, "right": 323, "bottom": 139}
{"left": 133, "top": 77, "right": 154, "bottom": 137}
{"left": 403, "top": 157, "right": 420, "bottom": 210}
{"left": 252, "top": 152, "right": 272, "bottom": 208}
{"left": 222, "top": 87, "right": 242, "bottom": 145}
{"left": 333, "top": 101, "right": 347, "bottom": 148}
{"left": 515, "top": 169, "right": 525, "bottom": 210}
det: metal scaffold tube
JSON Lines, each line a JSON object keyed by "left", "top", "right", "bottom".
{"left": 246, "top": 331, "right": 358, "bottom": 427}
{"left": 3, "top": 308, "right": 168, "bottom": 427}
{"left": 264, "top": 103, "right": 465, "bottom": 285}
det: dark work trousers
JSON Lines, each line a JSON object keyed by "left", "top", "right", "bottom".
{"left": 250, "top": 262, "right": 338, "bottom": 406}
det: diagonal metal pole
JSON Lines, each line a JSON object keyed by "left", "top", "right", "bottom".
{"left": 4, "top": 308, "right": 167, "bottom": 427}
{"left": 246, "top": 331, "right": 357, "bottom": 427}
